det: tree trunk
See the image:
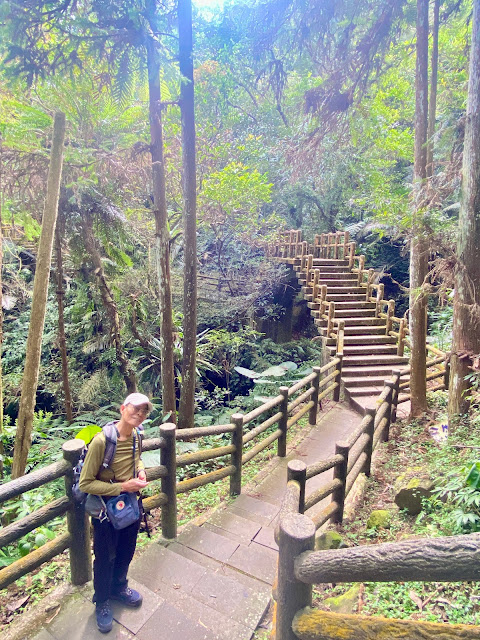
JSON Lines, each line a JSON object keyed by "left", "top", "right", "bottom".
{"left": 81, "top": 212, "right": 137, "bottom": 395}
{"left": 448, "top": 0, "right": 480, "bottom": 420}
{"left": 12, "top": 112, "right": 66, "bottom": 479}
{"left": 54, "top": 214, "right": 73, "bottom": 421}
{"left": 409, "top": 0, "right": 429, "bottom": 418}
{"left": 426, "top": 0, "right": 441, "bottom": 178}
{"left": 177, "top": 0, "right": 197, "bottom": 429}
{"left": 145, "top": 4, "right": 176, "bottom": 422}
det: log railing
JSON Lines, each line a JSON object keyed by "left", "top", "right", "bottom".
{"left": 276, "top": 513, "right": 480, "bottom": 640}
{"left": 273, "top": 370, "right": 474, "bottom": 640}
{"left": 0, "top": 357, "right": 344, "bottom": 590}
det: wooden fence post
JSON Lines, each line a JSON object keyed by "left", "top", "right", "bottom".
{"left": 327, "top": 301, "right": 335, "bottom": 337}
{"left": 278, "top": 386, "right": 289, "bottom": 457}
{"left": 331, "top": 442, "right": 349, "bottom": 524}
{"left": 275, "top": 513, "right": 315, "bottom": 640}
{"left": 383, "top": 380, "right": 395, "bottom": 442}
{"left": 391, "top": 370, "right": 401, "bottom": 424}
{"left": 357, "top": 255, "right": 365, "bottom": 285}
{"left": 319, "top": 285, "right": 328, "bottom": 317}
{"left": 349, "top": 241, "right": 356, "bottom": 269}
{"left": 160, "top": 423, "right": 177, "bottom": 539}
{"left": 375, "top": 283, "right": 384, "bottom": 317}
{"left": 333, "top": 353, "right": 343, "bottom": 402}
{"left": 309, "top": 366, "right": 321, "bottom": 426}
{"left": 397, "top": 319, "right": 406, "bottom": 356}
{"left": 62, "top": 440, "right": 92, "bottom": 586}
{"left": 230, "top": 413, "right": 244, "bottom": 496}
{"left": 287, "top": 460, "right": 307, "bottom": 514}
{"left": 342, "top": 231, "right": 349, "bottom": 259}
{"left": 386, "top": 299, "right": 395, "bottom": 335}
{"left": 363, "top": 408, "right": 375, "bottom": 477}
{"left": 444, "top": 355, "right": 450, "bottom": 390}
{"left": 366, "top": 268, "right": 374, "bottom": 301}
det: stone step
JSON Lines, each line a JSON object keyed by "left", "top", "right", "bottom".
{"left": 328, "top": 344, "right": 398, "bottom": 357}
{"left": 343, "top": 375, "right": 397, "bottom": 387}
{"left": 324, "top": 286, "right": 365, "bottom": 295}
{"left": 343, "top": 354, "right": 409, "bottom": 367}
{"left": 345, "top": 385, "right": 386, "bottom": 397}
{"left": 312, "top": 258, "right": 350, "bottom": 266}
{"left": 315, "top": 271, "right": 355, "bottom": 279}
{"left": 316, "top": 317, "right": 385, "bottom": 327}
{"left": 342, "top": 364, "right": 404, "bottom": 377}
{"left": 331, "top": 301, "right": 376, "bottom": 310}
{"left": 318, "top": 324, "right": 389, "bottom": 336}
{"left": 334, "top": 309, "right": 377, "bottom": 318}
{"left": 343, "top": 335, "right": 396, "bottom": 345}
{"left": 326, "top": 293, "right": 367, "bottom": 302}
{"left": 317, "top": 278, "right": 359, "bottom": 287}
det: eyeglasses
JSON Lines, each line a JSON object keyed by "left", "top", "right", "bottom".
{"left": 128, "top": 405, "right": 150, "bottom": 417}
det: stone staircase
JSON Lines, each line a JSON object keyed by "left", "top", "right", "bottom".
{"left": 282, "top": 236, "right": 409, "bottom": 413}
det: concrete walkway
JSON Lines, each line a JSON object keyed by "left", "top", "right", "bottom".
{"left": 27, "top": 403, "right": 362, "bottom": 640}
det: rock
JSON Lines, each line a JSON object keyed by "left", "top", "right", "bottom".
{"left": 394, "top": 469, "right": 434, "bottom": 515}
{"left": 315, "top": 531, "right": 346, "bottom": 550}
{"left": 324, "top": 584, "right": 361, "bottom": 614}
{"left": 366, "top": 509, "right": 392, "bottom": 529}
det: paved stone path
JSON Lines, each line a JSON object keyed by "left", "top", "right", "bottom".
{"left": 29, "top": 403, "right": 362, "bottom": 640}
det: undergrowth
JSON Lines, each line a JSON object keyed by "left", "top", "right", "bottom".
{"left": 313, "top": 391, "right": 480, "bottom": 625}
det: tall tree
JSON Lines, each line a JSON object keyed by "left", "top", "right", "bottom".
{"left": 177, "top": 0, "right": 197, "bottom": 429}
{"left": 448, "top": 0, "right": 480, "bottom": 420}
{"left": 145, "top": 0, "right": 176, "bottom": 421}
{"left": 12, "top": 111, "right": 65, "bottom": 478}
{"left": 427, "top": 0, "right": 441, "bottom": 178}
{"left": 409, "top": 0, "right": 430, "bottom": 418}
{"left": 54, "top": 209, "right": 73, "bottom": 421}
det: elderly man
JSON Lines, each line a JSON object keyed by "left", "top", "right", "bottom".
{"left": 79, "top": 392, "right": 152, "bottom": 633}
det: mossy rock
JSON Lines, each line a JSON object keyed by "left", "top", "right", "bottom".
{"left": 324, "top": 584, "right": 361, "bottom": 614}
{"left": 394, "top": 468, "right": 434, "bottom": 515}
{"left": 366, "top": 509, "right": 392, "bottom": 529}
{"left": 315, "top": 531, "right": 346, "bottom": 550}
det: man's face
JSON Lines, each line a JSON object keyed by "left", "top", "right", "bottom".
{"left": 120, "top": 403, "right": 150, "bottom": 426}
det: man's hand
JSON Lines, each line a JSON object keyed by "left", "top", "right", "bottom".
{"left": 138, "top": 469, "right": 147, "bottom": 482}
{"left": 121, "top": 478, "right": 148, "bottom": 493}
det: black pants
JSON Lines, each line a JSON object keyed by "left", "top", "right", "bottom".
{"left": 92, "top": 515, "right": 140, "bottom": 605}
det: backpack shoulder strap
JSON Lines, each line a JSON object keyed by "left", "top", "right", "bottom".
{"left": 101, "top": 421, "right": 119, "bottom": 468}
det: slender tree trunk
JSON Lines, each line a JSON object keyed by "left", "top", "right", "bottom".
{"left": 54, "top": 215, "right": 73, "bottom": 421}
{"left": 82, "top": 212, "right": 137, "bottom": 394}
{"left": 177, "top": 0, "right": 197, "bottom": 429}
{"left": 448, "top": 0, "right": 480, "bottom": 420}
{"left": 409, "top": 0, "right": 430, "bottom": 418}
{"left": 12, "top": 112, "right": 66, "bottom": 479}
{"left": 426, "top": 0, "right": 441, "bottom": 178}
{"left": 0, "top": 132, "right": 4, "bottom": 477}
{"left": 145, "top": 5, "right": 176, "bottom": 421}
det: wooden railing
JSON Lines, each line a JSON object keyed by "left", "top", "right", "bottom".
{"left": 268, "top": 230, "right": 356, "bottom": 266}
{"left": 0, "top": 359, "right": 344, "bottom": 590}
{"left": 275, "top": 514, "right": 480, "bottom": 640}
{"left": 270, "top": 232, "right": 450, "bottom": 402}
{"left": 273, "top": 371, "right": 475, "bottom": 640}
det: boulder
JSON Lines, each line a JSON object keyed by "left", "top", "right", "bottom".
{"left": 394, "top": 469, "right": 434, "bottom": 515}
{"left": 315, "top": 531, "right": 346, "bottom": 550}
{"left": 324, "top": 584, "right": 361, "bottom": 614}
{"left": 366, "top": 509, "right": 392, "bottom": 529}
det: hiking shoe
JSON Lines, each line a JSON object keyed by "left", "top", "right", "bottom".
{"left": 95, "top": 601, "right": 113, "bottom": 633}
{"left": 111, "top": 586, "right": 143, "bottom": 608}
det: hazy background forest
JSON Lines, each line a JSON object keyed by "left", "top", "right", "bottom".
{"left": 0, "top": 0, "right": 477, "bottom": 481}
